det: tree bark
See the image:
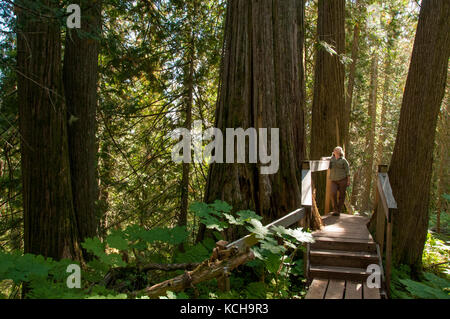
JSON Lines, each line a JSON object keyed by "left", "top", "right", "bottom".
{"left": 310, "top": 0, "right": 346, "bottom": 213}
{"left": 63, "top": 0, "right": 102, "bottom": 255}
{"left": 198, "top": 0, "right": 311, "bottom": 241}
{"left": 344, "top": 0, "right": 361, "bottom": 156}
{"left": 361, "top": 53, "right": 378, "bottom": 213}
{"left": 376, "top": 55, "right": 391, "bottom": 166}
{"left": 435, "top": 93, "right": 449, "bottom": 234}
{"left": 388, "top": 0, "right": 450, "bottom": 274}
{"left": 16, "top": 0, "right": 81, "bottom": 260}
{"left": 179, "top": 3, "right": 196, "bottom": 251}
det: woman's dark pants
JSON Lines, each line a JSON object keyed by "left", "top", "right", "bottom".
{"left": 331, "top": 178, "right": 348, "bottom": 214}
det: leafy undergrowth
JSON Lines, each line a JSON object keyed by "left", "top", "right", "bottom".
{"left": 0, "top": 200, "right": 313, "bottom": 299}
{"left": 391, "top": 231, "right": 449, "bottom": 299}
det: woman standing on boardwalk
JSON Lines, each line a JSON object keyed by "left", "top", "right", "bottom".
{"left": 328, "top": 146, "right": 350, "bottom": 216}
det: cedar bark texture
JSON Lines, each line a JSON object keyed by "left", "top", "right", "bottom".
{"left": 310, "top": 0, "right": 346, "bottom": 213}
{"left": 388, "top": 0, "right": 450, "bottom": 273}
{"left": 200, "top": 0, "right": 310, "bottom": 241}
{"left": 344, "top": 0, "right": 361, "bottom": 156}
{"left": 63, "top": 0, "right": 102, "bottom": 252}
{"left": 16, "top": 0, "right": 81, "bottom": 260}
{"left": 361, "top": 54, "right": 378, "bottom": 212}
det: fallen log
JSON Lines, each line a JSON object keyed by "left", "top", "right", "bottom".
{"left": 130, "top": 247, "right": 255, "bottom": 298}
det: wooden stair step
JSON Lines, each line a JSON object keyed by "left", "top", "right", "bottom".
{"left": 311, "top": 236, "right": 377, "bottom": 252}
{"left": 309, "top": 265, "right": 370, "bottom": 281}
{"left": 310, "top": 249, "right": 379, "bottom": 268}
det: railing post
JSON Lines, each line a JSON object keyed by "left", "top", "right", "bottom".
{"left": 375, "top": 187, "right": 385, "bottom": 256}
{"left": 385, "top": 211, "right": 394, "bottom": 298}
{"left": 324, "top": 169, "right": 331, "bottom": 214}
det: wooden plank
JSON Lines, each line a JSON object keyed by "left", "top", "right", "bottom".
{"left": 345, "top": 281, "right": 363, "bottom": 299}
{"left": 375, "top": 192, "right": 386, "bottom": 254}
{"left": 386, "top": 218, "right": 393, "bottom": 298}
{"left": 378, "top": 173, "right": 398, "bottom": 222}
{"left": 324, "top": 169, "right": 331, "bottom": 214}
{"left": 301, "top": 169, "right": 312, "bottom": 206}
{"left": 305, "top": 279, "right": 329, "bottom": 299}
{"left": 226, "top": 208, "right": 305, "bottom": 252}
{"left": 310, "top": 160, "right": 330, "bottom": 172}
{"left": 377, "top": 175, "right": 390, "bottom": 221}
{"left": 324, "top": 279, "right": 345, "bottom": 299}
{"left": 363, "top": 281, "right": 381, "bottom": 299}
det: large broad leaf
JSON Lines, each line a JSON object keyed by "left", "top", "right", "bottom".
{"left": 82, "top": 237, "right": 106, "bottom": 258}
{"left": 236, "top": 210, "right": 262, "bottom": 223}
{"left": 260, "top": 237, "right": 286, "bottom": 255}
{"left": 271, "top": 225, "right": 314, "bottom": 244}
{"left": 190, "top": 201, "right": 227, "bottom": 231}
{"left": 246, "top": 219, "right": 269, "bottom": 239}
{"left": 106, "top": 234, "right": 129, "bottom": 251}
{"left": 209, "top": 200, "right": 232, "bottom": 213}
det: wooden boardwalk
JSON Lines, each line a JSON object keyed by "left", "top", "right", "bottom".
{"left": 305, "top": 214, "right": 382, "bottom": 299}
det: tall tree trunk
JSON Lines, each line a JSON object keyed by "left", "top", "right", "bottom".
{"left": 16, "top": 0, "right": 81, "bottom": 260}
{"left": 389, "top": 0, "right": 450, "bottom": 274}
{"left": 198, "top": 0, "right": 313, "bottom": 242}
{"left": 310, "top": 0, "right": 346, "bottom": 213}
{"left": 350, "top": 166, "right": 361, "bottom": 207}
{"left": 179, "top": 3, "right": 196, "bottom": 251}
{"left": 344, "top": 0, "right": 361, "bottom": 156}
{"left": 436, "top": 95, "right": 450, "bottom": 233}
{"left": 63, "top": 0, "right": 102, "bottom": 253}
{"left": 376, "top": 54, "right": 391, "bottom": 166}
{"left": 361, "top": 53, "right": 378, "bottom": 212}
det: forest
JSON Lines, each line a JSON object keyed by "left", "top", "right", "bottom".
{"left": 0, "top": 0, "right": 448, "bottom": 301}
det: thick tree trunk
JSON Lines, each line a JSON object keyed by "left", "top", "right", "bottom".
{"left": 63, "top": 0, "right": 102, "bottom": 252}
{"left": 198, "top": 0, "right": 311, "bottom": 241}
{"left": 310, "top": 0, "right": 346, "bottom": 213}
{"left": 376, "top": 55, "right": 391, "bottom": 166}
{"left": 388, "top": 0, "right": 450, "bottom": 274}
{"left": 16, "top": 0, "right": 81, "bottom": 260}
{"left": 435, "top": 97, "right": 449, "bottom": 234}
{"left": 361, "top": 53, "right": 378, "bottom": 213}
{"left": 344, "top": 0, "right": 361, "bottom": 156}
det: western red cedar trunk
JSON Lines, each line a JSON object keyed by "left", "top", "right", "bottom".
{"left": 435, "top": 97, "right": 449, "bottom": 234}
{"left": 198, "top": 0, "right": 314, "bottom": 242}
{"left": 344, "top": 0, "right": 361, "bottom": 156}
{"left": 361, "top": 53, "right": 378, "bottom": 212}
{"left": 310, "top": 0, "right": 346, "bottom": 213}
{"left": 376, "top": 56, "right": 391, "bottom": 166}
{"left": 63, "top": 0, "right": 102, "bottom": 251}
{"left": 179, "top": 3, "right": 197, "bottom": 251}
{"left": 388, "top": 0, "right": 450, "bottom": 274}
{"left": 16, "top": 0, "right": 82, "bottom": 260}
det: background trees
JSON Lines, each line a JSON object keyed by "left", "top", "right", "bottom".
{"left": 0, "top": 0, "right": 448, "bottom": 299}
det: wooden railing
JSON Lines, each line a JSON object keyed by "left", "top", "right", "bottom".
{"left": 217, "top": 208, "right": 306, "bottom": 290}
{"left": 134, "top": 207, "right": 306, "bottom": 297}
{"left": 373, "top": 164, "right": 398, "bottom": 298}
{"left": 301, "top": 158, "right": 353, "bottom": 216}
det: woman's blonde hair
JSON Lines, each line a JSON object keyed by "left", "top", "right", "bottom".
{"left": 334, "top": 146, "right": 345, "bottom": 158}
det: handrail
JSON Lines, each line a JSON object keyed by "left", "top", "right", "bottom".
{"left": 217, "top": 207, "right": 306, "bottom": 291}
{"left": 374, "top": 164, "right": 398, "bottom": 298}
{"left": 226, "top": 208, "right": 306, "bottom": 252}
{"left": 302, "top": 159, "right": 333, "bottom": 214}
